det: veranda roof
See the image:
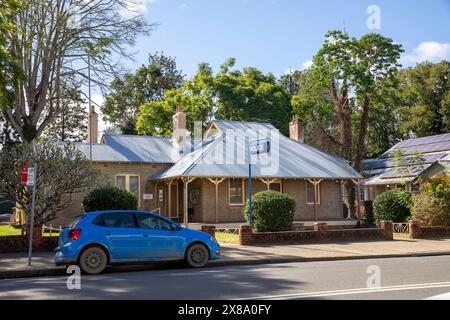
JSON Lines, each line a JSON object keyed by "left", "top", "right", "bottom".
{"left": 150, "top": 120, "right": 362, "bottom": 181}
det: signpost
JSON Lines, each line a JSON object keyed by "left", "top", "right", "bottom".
{"left": 24, "top": 165, "right": 37, "bottom": 266}
{"left": 248, "top": 139, "right": 271, "bottom": 225}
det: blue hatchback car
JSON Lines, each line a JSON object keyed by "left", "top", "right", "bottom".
{"left": 55, "top": 210, "right": 220, "bottom": 274}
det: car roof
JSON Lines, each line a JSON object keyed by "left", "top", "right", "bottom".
{"left": 84, "top": 210, "right": 176, "bottom": 223}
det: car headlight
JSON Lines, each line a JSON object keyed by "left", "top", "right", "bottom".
{"left": 210, "top": 235, "right": 218, "bottom": 244}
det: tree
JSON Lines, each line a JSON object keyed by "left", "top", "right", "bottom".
{"left": 0, "top": 140, "right": 103, "bottom": 224}
{"left": 0, "top": 111, "right": 19, "bottom": 149}
{"left": 397, "top": 61, "right": 450, "bottom": 137}
{"left": 352, "top": 33, "right": 403, "bottom": 171}
{"left": 102, "top": 52, "right": 184, "bottom": 134}
{"left": 1, "top": 0, "right": 153, "bottom": 142}
{"left": 0, "top": 0, "right": 21, "bottom": 112}
{"left": 42, "top": 84, "right": 88, "bottom": 142}
{"left": 312, "top": 30, "right": 402, "bottom": 170}
{"left": 137, "top": 58, "right": 292, "bottom": 136}
{"left": 311, "top": 31, "right": 402, "bottom": 217}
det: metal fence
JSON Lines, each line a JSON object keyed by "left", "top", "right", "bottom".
{"left": 393, "top": 223, "right": 409, "bottom": 234}
{"left": 215, "top": 228, "right": 239, "bottom": 244}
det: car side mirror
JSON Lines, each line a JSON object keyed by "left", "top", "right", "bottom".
{"left": 171, "top": 223, "right": 181, "bottom": 231}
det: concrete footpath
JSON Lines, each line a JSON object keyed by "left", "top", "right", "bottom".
{"left": 1, "top": 238, "right": 450, "bottom": 279}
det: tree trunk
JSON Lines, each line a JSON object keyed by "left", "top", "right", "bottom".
{"left": 354, "top": 95, "right": 370, "bottom": 172}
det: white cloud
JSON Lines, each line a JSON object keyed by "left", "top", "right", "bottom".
{"left": 121, "top": 0, "right": 156, "bottom": 17}
{"left": 301, "top": 60, "right": 313, "bottom": 70}
{"left": 179, "top": 3, "right": 188, "bottom": 10}
{"left": 283, "top": 60, "right": 313, "bottom": 75}
{"left": 401, "top": 41, "right": 450, "bottom": 65}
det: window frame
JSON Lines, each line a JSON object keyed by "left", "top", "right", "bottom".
{"left": 228, "top": 178, "right": 245, "bottom": 206}
{"left": 268, "top": 180, "right": 283, "bottom": 193}
{"left": 115, "top": 174, "right": 140, "bottom": 206}
{"left": 306, "top": 181, "right": 321, "bottom": 205}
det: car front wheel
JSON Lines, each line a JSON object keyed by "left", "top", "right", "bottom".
{"left": 186, "top": 243, "right": 209, "bottom": 268}
{"left": 79, "top": 246, "right": 108, "bottom": 275}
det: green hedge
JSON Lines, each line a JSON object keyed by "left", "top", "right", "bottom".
{"left": 373, "top": 188, "right": 412, "bottom": 223}
{"left": 83, "top": 186, "right": 138, "bottom": 212}
{"left": 244, "top": 191, "right": 296, "bottom": 232}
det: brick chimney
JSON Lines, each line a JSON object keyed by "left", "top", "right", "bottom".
{"left": 88, "top": 105, "right": 98, "bottom": 144}
{"left": 173, "top": 106, "right": 187, "bottom": 150}
{"left": 289, "top": 115, "right": 304, "bottom": 143}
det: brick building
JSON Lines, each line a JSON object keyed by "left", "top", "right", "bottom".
{"left": 50, "top": 109, "right": 362, "bottom": 227}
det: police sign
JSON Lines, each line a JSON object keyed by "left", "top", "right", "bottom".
{"left": 249, "top": 138, "right": 270, "bottom": 155}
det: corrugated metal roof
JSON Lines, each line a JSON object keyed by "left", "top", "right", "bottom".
{"left": 102, "top": 134, "right": 180, "bottom": 163}
{"left": 362, "top": 175, "right": 416, "bottom": 186}
{"left": 64, "top": 143, "right": 135, "bottom": 163}
{"left": 150, "top": 120, "right": 362, "bottom": 180}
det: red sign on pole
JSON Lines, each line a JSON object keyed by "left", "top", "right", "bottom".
{"left": 21, "top": 166, "right": 28, "bottom": 185}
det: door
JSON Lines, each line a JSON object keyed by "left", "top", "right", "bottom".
{"left": 134, "top": 212, "right": 185, "bottom": 261}
{"left": 97, "top": 212, "right": 141, "bottom": 261}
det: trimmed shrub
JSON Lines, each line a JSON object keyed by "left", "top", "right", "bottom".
{"left": 373, "top": 188, "right": 412, "bottom": 223}
{"left": 83, "top": 186, "right": 138, "bottom": 212}
{"left": 411, "top": 193, "right": 450, "bottom": 226}
{"left": 244, "top": 191, "right": 295, "bottom": 232}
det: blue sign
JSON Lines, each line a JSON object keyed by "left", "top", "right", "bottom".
{"left": 249, "top": 138, "right": 270, "bottom": 155}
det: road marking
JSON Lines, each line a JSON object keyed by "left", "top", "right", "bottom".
{"left": 238, "top": 281, "right": 450, "bottom": 300}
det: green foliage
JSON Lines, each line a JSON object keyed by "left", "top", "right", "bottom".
{"left": 397, "top": 61, "right": 450, "bottom": 137}
{"left": 102, "top": 52, "right": 184, "bottom": 134}
{"left": 244, "top": 191, "right": 295, "bottom": 232}
{"left": 136, "top": 58, "right": 292, "bottom": 136}
{"left": 83, "top": 186, "right": 138, "bottom": 212}
{"left": 411, "top": 193, "right": 450, "bottom": 227}
{"left": 373, "top": 189, "right": 412, "bottom": 223}
{"left": 422, "top": 173, "right": 450, "bottom": 199}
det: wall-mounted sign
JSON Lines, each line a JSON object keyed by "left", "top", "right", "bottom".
{"left": 143, "top": 194, "right": 153, "bottom": 200}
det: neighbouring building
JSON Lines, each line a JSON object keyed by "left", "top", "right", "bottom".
{"left": 39, "top": 108, "right": 363, "bottom": 227}
{"left": 361, "top": 133, "right": 450, "bottom": 201}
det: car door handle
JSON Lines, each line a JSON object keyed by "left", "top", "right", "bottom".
{"left": 142, "top": 234, "right": 149, "bottom": 238}
{"left": 105, "top": 232, "right": 111, "bottom": 236}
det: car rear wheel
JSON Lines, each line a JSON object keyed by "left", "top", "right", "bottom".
{"left": 79, "top": 246, "right": 108, "bottom": 275}
{"left": 185, "top": 243, "right": 209, "bottom": 268}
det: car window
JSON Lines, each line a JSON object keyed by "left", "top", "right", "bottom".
{"left": 69, "top": 215, "right": 85, "bottom": 228}
{"left": 135, "top": 213, "right": 172, "bottom": 231}
{"left": 99, "top": 212, "right": 136, "bottom": 228}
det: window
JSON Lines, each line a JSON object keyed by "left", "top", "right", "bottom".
{"left": 360, "top": 188, "right": 366, "bottom": 202}
{"left": 115, "top": 175, "right": 140, "bottom": 204}
{"left": 96, "top": 212, "right": 136, "bottom": 228}
{"left": 229, "top": 178, "right": 244, "bottom": 205}
{"left": 268, "top": 181, "right": 282, "bottom": 192}
{"left": 306, "top": 181, "right": 320, "bottom": 205}
{"left": 135, "top": 213, "right": 172, "bottom": 231}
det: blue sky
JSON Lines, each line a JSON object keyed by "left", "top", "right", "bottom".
{"left": 126, "top": 0, "right": 450, "bottom": 77}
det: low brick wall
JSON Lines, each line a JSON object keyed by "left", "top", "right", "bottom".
{"left": 239, "top": 221, "right": 393, "bottom": 245}
{"left": 0, "top": 226, "right": 59, "bottom": 253}
{"left": 409, "top": 220, "right": 450, "bottom": 239}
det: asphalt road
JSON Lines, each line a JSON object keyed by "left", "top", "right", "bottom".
{"left": 0, "top": 256, "right": 450, "bottom": 300}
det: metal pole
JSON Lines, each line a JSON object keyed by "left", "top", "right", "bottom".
{"left": 27, "top": 163, "right": 37, "bottom": 266}
{"left": 248, "top": 163, "right": 252, "bottom": 225}
{"left": 88, "top": 52, "right": 92, "bottom": 161}
{"left": 185, "top": 177, "right": 189, "bottom": 228}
